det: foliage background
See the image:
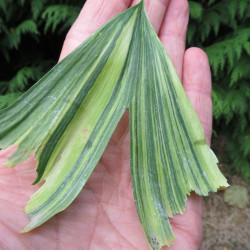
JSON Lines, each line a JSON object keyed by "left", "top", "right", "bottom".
{"left": 0, "top": 0, "right": 249, "bottom": 179}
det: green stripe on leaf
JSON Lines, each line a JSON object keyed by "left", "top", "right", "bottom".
{"left": 0, "top": 1, "right": 228, "bottom": 249}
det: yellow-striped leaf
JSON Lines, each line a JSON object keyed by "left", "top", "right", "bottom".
{"left": 0, "top": 1, "right": 228, "bottom": 249}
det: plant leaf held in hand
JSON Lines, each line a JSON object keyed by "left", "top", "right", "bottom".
{"left": 0, "top": 1, "right": 228, "bottom": 249}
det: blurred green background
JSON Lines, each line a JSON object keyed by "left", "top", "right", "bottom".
{"left": 0, "top": 0, "right": 249, "bottom": 179}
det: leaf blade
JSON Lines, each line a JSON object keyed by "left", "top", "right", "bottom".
{"left": 129, "top": 6, "right": 228, "bottom": 249}
{"left": 21, "top": 5, "right": 140, "bottom": 232}
{"left": 0, "top": 2, "right": 228, "bottom": 249}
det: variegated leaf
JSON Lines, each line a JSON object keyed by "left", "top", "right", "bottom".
{"left": 0, "top": 1, "right": 228, "bottom": 249}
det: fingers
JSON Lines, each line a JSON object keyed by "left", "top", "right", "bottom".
{"left": 59, "top": 0, "right": 191, "bottom": 145}
{"left": 183, "top": 48, "right": 213, "bottom": 145}
{"left": 159, "top": 0, "right": 189, "bottom": 80}
{"left": 130, "top": 0, "right": 170, "bottom": 33}
{"left": 60, "top": 0, "right": 172, "bottom": 61}
{"left": 59, "top": 0, "right": 133, "bottom": 61}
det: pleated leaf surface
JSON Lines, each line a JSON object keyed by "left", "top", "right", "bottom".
{"left": 129, "top": 5, "right": 228, "bottom": 249}
{"left": 0, "top": 4, "right": 139, "bottom": 232}
{"left": 0, "top": 1, "right": 228, "bottom": 249}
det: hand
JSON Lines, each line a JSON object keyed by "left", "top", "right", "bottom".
{"left": 0, "top": 0, "right": 213, "bottom": 249}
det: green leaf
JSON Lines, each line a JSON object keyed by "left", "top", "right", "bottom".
{"left": 7, "top": 20, "right": 39, "bottom": 50}
{"left": 129, "top": 7, "right": 228, "bottom": 247}
{"left": 0, "top": 1, "right": 228, "bottom": 249}
{"left": 189, "top": 1, "right": 203, "bottom": 19}
{"left": 9, "top": 66, "right": 44, "bottom": 92}
{"left": 42, "top": 5, "right": 79, "bottom": 33}
{"left": 1, "top": 2, "right": 139, "bottom": 230}
{"left": 31, "top": 0, "right": 47, "bottom": 20}
{"left": 231, "top": 56, "right": 250, "bottom": 86}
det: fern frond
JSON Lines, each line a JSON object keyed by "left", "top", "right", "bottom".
{"left": 187, "top": 22, "right": 197, "bottom": 44}
{"left": 231, "top": 57, "right": 250, "bottom": 85}
{"left": 189, "top": 1, "right": 203, "bottom": 19}
{"left": 207, "top": 0, "right": 216, "bottom": 6}
{"left": 241, "top": 135, "right": 250, "bottom": 158}
{"left": 200, "top": 10, "right": 220, "bottom": 41}
{"left": 235, "top": 28, "right": 250, "bottom": 42}
{"left": 18, "top": 0, "right": 25, "bottom": 6}
{"left": 9, "top": 66, "right": 46, "bottom": 92}
{"left": 238, "top": 0, "right": 249, "bottom": 18}
{"left": 17, "top": 20, "right": 39, "bottom": 35}
{"left": 205, "top": 28, "right": 250, "bottom": 76}
{"left": 212, "top": 86, "right": 225, "bottom": 119}
{"left": 224, "top": 0, "right": 238, "bottom": 20}
{"left": 213, "top": 84, "right": 248, "bottom": 124}
{"left": 0, "top": 81, "right": 9, "bottom": 95}
{"left": 41, "top": 5, "right": 79, "bottom": 33}
{"left": 239, "top": 81, "right": 250, "bottom": 98}
{"left": 0, "top": 0, "right": 7, "bottom": 15}
{"left": 7, "top": 20, "right": 39, "bottom": 49}
{"left": 205, "top": 42, "right": 227, "bottom": 75}
{"left": 0, "top": 16, "right": 8, "bottom": 34}
{"left": 243, "top": 41, "right": 250, "bottom": 54}
{"left": 31, "top": 0, "right": 48, "bottom": 20}
{"left": 226, "top": 90, "right": 248, "bottom": 119}
{"left": 215, "top": 0, "right": 250, "bottom": 28}
{"left": 228, "top": 127, "right": 250, "bottom": 180}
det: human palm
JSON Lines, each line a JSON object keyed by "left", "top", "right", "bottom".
{"left": 0, "top": 0, "right": 213, "bottom": 249}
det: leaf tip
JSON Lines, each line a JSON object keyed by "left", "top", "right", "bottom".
{"left": 149, "top": 235, "right": 176, "bottom": 250}
{"left": 217, "top": 183, "right": 230, "bottom": 191}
